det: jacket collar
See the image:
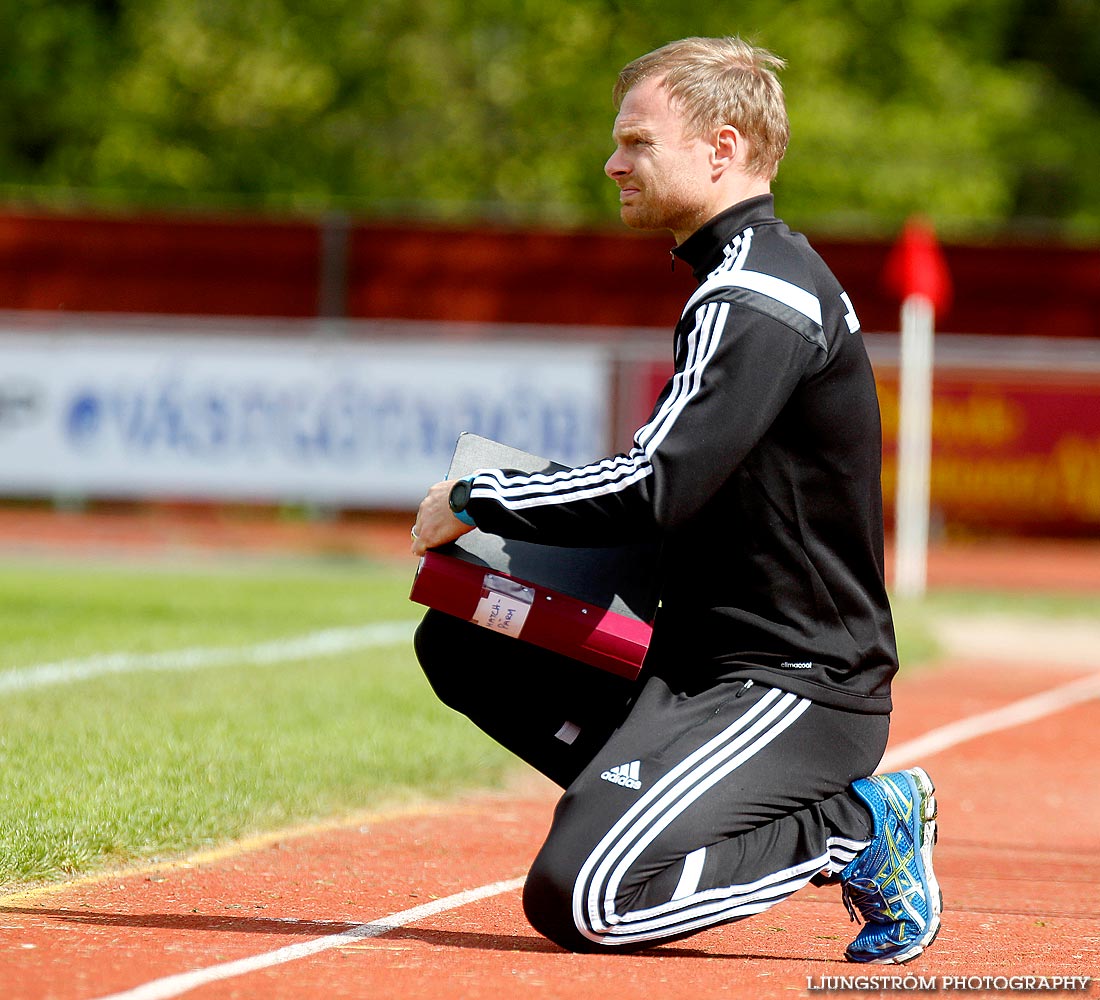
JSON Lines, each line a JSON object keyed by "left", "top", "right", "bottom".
{"left": 671, "top": 194, "right": 779, "bottom": 282}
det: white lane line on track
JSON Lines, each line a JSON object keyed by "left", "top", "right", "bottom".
{"left": 78, "top": 667, "right": 1100, "bottom": 1000}
{"left": 89, "top": 877, "right": 526, "bottom": 1000}
{"left": 0, "top": 621, "right": 419, "bottom": 694}
{"left": 879, "top": 669, "right": 1100, "bottom": 771}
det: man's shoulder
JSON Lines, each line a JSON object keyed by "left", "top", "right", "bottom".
{"left": 743, "top": 219, "right": 839, "bottom": 289}
{"left": 679, "top": 220, "right": 856, "bottom": 348}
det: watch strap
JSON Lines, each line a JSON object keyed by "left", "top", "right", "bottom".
{"left": 450, "top": 475, "right": 477, "bottom": 526}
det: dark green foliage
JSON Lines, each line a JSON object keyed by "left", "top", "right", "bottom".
{"left": 2, "top": 0, "right": 1098, "bottom": 236}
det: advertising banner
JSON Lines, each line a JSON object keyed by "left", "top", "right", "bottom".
{"left": 0, "top": 328, "right": 610, "bottom": 507}
{"left": 876, "top": 366, "right": 1100, "bottom": 530}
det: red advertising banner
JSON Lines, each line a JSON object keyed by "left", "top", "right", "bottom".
{"left": 875, "top": 365, "right": 1100, "bottom": 531}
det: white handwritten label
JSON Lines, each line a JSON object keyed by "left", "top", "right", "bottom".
{"left": 471, "top": 574, "right": 535, "bottom": 637}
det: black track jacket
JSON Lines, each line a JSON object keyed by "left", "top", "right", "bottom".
{"left": 465, "top": 195, "right": 899, "bottom": 713}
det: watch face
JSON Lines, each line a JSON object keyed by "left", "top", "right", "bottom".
{"left": 449, "top": 479, "right": 472, "bottom": 512}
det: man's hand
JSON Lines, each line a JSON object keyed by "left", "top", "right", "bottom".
{"left": 411, "top": 479, "right": 475, "bottom": 557}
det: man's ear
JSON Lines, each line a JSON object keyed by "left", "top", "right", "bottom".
{"left": 711, "top": 124, "right": 742, "bottom": 178}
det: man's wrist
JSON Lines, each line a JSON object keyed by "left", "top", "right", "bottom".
{"left": 448, "top": 475, "right": 477, "bottom": 526}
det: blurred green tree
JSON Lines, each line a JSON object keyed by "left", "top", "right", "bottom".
{"left": 1, "top": 0, "right": 1098, "bottom": 237}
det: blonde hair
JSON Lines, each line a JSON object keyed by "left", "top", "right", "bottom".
{"left": 613, "top": 37, "right": 790, "bottom": 180}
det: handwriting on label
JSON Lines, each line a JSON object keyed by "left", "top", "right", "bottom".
{"left": 472, "top": 588, "right": 533, "bottom": 635}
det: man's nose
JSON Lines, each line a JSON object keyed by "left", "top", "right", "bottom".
{"left": 605, "top": 150, "right": 629, "bottom": 179}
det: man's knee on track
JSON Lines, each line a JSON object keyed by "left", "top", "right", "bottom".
{"left": 522, "top": 862, "right": 600, "bottom": 954}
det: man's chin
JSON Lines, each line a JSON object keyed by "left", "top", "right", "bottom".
{"left": 619, "top": 207, "right": 660, "bottom": 232}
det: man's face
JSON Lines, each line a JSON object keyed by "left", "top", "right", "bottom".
{"left": 605, "top": 76, "right": 714, "bottom": 239}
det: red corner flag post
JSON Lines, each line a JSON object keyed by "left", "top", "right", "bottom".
{"left": 883, "top": 218, "right": 952, "bottom": 599}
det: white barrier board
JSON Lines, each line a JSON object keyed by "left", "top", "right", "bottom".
{"left": 0, "top": 328, "right": 609, "bottom": 506}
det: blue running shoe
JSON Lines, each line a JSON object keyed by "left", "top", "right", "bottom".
{"left": 840, "top": 767, "right": 942, "bottom": 964}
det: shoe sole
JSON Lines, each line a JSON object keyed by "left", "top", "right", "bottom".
{"left": 847, "top": 766, "right": 943, "bottom": 965}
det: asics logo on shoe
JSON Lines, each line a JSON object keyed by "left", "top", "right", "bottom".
{"left": 601, "top": 760, "right": 642, "bottom": 790}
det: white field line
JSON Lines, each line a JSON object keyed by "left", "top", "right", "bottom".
{"left": 880, "top": 668, "right": 1100, "bottom": 771}
{"left": 0, "top": 621, "right": 419, "bottom": 694}
{"left": 83, "top": 667, "right": 1100, "bottom": 1000}
{"left": 90, "top": 877, "right": 526, "bottom": 1000}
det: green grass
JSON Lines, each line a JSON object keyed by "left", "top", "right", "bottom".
{"left": 1, "top": 555, "right": 1097, "bottom": 889}
{"left": 0, "top": 557, "right": 416, "bottom": 666}
{"left": 0, "top": 557, "right": 516, "bottom": 887}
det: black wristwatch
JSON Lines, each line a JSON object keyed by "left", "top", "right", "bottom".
{"left": 448, "top": 476, "right": 476, "bottom": 526}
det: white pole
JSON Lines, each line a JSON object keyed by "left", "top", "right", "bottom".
{"left": 894, "top": 293, "right": 935, "bottom": 599}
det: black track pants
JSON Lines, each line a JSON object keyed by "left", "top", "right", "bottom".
{"left": 414, "top": 610, "right": 888, "bottom": 952}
